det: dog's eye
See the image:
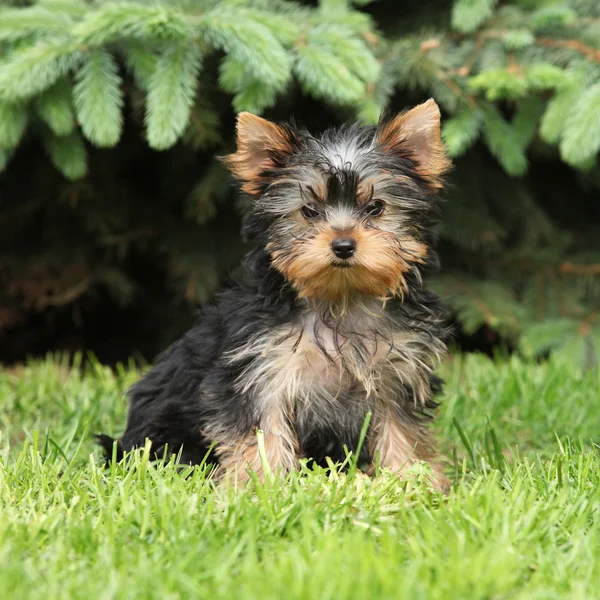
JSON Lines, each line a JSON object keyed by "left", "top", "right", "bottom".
{"left": 301, "top": 205, "right": 320, "bottom": 220}
{"left": 364, "top": 200, "right": 385, "bottom": 217}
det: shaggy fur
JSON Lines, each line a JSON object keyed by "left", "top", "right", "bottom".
{"left": 98, "top": 99, "right": 452, "bottom": 490}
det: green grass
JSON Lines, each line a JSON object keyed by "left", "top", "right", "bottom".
{"left": 1, "top": 353, "right": 599, "bottom": 599}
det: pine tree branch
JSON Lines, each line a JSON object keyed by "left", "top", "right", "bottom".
{"left": 37, "top": 276, "right": 94, "bottom": 308}
{"left": 450, "top": 27, "right": 600, "bottom": 85}
{"left": 456, "top": 35, "right": 486, "bottom": 77}
{"left": 488, "top": 258, "right": 600, "bottom": 276}
{"left": 536, "top": 38, "right": 600, "bottom": 63}
{"left": 560, "top": 262, "right": 600, "bottom": 275}
{"left": 426, "top": 62, "right": 475, "bottom": 103}
{"left": 415, "top": 42, "right": 478, "bottom": 107}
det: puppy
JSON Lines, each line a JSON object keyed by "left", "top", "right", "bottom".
{"left": 99, "top": 99, "right": 452, "bottom": 489}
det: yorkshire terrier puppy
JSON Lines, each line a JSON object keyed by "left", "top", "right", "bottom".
{"left": 98, "top": 99, "right": 452, "bottom": 490}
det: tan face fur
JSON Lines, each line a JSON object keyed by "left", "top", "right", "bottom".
{"left": 223, "top": 100, "right": 450, "bottom": 305}
{"left": 270, "top": 225, "right": 428, "bottom": 302}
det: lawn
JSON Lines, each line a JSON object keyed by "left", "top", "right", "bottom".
{"left": 1, "top": 353, "right": 599, "bottom": 599}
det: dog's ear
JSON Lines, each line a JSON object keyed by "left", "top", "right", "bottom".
{"left": 222, "top": 113, "right": 298, "bottom": 195}
{"left": 376, "top": 99, "right": 450, "bottom": 188}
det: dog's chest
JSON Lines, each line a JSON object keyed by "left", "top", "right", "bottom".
{"left": 229, "top": 309, "right": 431, "bottom": 418}
{"left": 286, "top": 317, "right": 383, "bottom": 393}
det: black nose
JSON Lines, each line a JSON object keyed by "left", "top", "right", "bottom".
{"left": 331, "top": 237, "right": 357, "bottom": 259}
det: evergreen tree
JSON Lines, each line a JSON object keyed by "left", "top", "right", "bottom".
{"left": 0, "top": 0, "right": 600, "bottom": 365}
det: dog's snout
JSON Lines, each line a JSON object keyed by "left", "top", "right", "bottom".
{"left": 331, "top": 238, "right": 356, "bottom": 259}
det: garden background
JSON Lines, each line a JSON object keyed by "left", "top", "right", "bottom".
{"left": 2, "top": 0, "right": 600, "bottom": 365}
{"left": 2, "top": 2, "right": 600, "bottom": 598}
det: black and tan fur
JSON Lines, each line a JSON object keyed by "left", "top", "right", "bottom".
{"left": 98, "top": 99, "right": 452, "bottom": 490}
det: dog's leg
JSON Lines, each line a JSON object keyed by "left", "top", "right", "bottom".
{"left": 368, "top": 405, "right": 449, "bottom": 492}
{"left": 213, "top": 407, "right": 300, "bottom": 484}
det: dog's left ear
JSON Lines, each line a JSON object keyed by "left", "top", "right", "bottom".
{"left": 377, "top": 99, "right": 450, "bottom": 189}
{"left": 222, "top": 113, "right": 297, "bottom": 195}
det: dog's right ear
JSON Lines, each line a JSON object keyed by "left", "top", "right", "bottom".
{"left": 222, "top": 113, "right": 298, "bottom": 195}
{"left": 376, "top": 99, "right": 451, "bottom": 190}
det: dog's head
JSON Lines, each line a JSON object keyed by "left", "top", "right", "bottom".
{"left": 223, "top": 100, "right": 451, "bottom": 302}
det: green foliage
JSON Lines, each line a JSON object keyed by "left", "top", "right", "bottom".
{"left": 520, "top": 317, "right": 600, "bottom": 368}
{"left": 502, "top": 29, "right": 535, "bottom": 50}
{"left": 0, "top": 40, "right": 81, "bottom": 100}
{"left": 42, "top": 129, "right": 88, "bottom": 179}
{"left": 560, "top": 83, "right": 600, "bottom": 165}
{"left": 34, "top": 80, "right": 75, "bottom": 136}
{"left": 433, "top": 278, "right": 528, "bottom": 337}
{"left": 1, "top": 355, "right": 600, "bottom": 598}
{"left": 146, "top": 42, "right": 202, "bottom": 150}
{"left": 201, "top": 7, "right": 292, "bottom": 89}
{"left": 469, "top": 67, "right": 529, "bottom": 100}
{"left": 540, "top": 82, "right": 584, "bottom": 144}
{"left": 0, "top": 5, "right": 74, "bottom": 42}
{"left": 0, "top": 100, "right": 27, "bottom": 149}
{"left": 0, "top": 149, "right": 8, "bottom": 172}
{"left": 442, "top": 107, "right": 483, "bottom": 157}
{"left": 481, "top": 106, "right": 528, "bottom": 175}
{"left": 74, "top": 50, "right": 123, "bottom": 147}
{"left": 1, "top": 0, "right": 600, "bottom": 365}
{"left": 295, "top": 25, "right": 378, "bottom": 105}
{"left": 530, "top": 4, "right": 578, "bottom": 30}
{"left": 452, "top": 0, "right": 497, "bottom": 33}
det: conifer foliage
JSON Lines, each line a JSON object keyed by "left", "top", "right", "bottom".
{"left": 1, "top": 0, "right": 600, "bottom": 365}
